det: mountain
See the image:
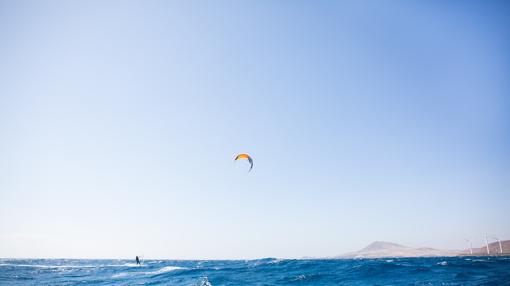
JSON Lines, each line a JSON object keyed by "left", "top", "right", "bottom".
{"left": 337, "top": 241, "right": 461, "bottom": 258}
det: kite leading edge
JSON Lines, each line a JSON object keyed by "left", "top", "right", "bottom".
{"left": 234, "top": 153, "right": 253, "bottom": 172}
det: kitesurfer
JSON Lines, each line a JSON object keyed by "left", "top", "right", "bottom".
{"left": 135, "top": 256, "right": 141, "bottom": 266}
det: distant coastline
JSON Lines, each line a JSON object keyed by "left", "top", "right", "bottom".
{"left": 332, "top": 240, "right": 510, "bottom": 259}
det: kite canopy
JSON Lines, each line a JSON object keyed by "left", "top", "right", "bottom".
{"left": 234, "top": 153, "right": 253, "bottom": 172}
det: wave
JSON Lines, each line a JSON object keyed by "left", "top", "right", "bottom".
{"left": 0, "top": 263, "right": 97, "bottom": 269}
{"left": 249, "top": 258, "right": 287, "bottom": 267}
{"left": 112, "top": 272, "right": 129, "bottom": 278}
{"left": 145, "top": 266, "right": 187, "bottom": 275}
{"left": 111, "top": 265, "right": 186, "bottom": 278}
{"left": 0, "top": 263, "right": 143, "bottom": 269}
{"left": 110, "top": 263, "right": 141, "bottom": 267}
{"left": 200, "top": 277, "right": 213, "bottom": 286}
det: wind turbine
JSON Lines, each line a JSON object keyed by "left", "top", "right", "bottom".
{"left": 490, "top": 237, "right": 503, "bottom": 254}
{"left": 464, "top": 239, "right": 473, "bottom": 255}
{"left": 485, "top": 234, "right": 490, "bottom": 255}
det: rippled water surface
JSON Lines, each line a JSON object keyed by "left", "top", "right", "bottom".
{"left": 1, "top": 256, "right": 509, "bottom": 285}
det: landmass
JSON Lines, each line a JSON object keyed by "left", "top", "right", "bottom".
{"left": 334, "top": 240, "right": 510, "bottom": 259}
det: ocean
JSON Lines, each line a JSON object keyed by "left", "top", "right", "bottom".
{"left": 1, "top": 256, "right": 509, "bottom": 285}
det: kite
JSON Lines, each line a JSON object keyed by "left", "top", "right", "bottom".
{"left": 234, "top": 153, "right": 253, "bottom": 172}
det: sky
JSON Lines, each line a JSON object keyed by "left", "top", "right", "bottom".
{"left": 0, "top": 0, "right": 509, "bottom": 259}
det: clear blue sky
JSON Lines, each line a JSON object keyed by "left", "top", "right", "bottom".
{"left": 0, "top": 0, "right": 509, "bottom": 259}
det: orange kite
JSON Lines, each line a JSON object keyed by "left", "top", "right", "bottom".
{"left": 234, "top": 153, "right": 253, "bottom": 172}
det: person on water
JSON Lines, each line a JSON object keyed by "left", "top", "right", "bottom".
{"left": 135, "top": 256, "right": 141, "bottom": 266}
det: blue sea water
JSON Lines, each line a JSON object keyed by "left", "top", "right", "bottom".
{"left": 1, "top": 257, "right": 509, "bottom": 285}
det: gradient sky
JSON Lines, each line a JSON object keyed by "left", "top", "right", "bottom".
{"left": 0, "top": 0, "right": 509, "bottom": 259}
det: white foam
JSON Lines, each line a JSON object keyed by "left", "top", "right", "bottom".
{"left": 0, "top": 263, "right": 144, "bottom": 269}
{"left": 119, "top": 263, "right": 140, "bottom": 267}
{"left": 112, "top": 272, "right": 129, "bottom": 278}
{"left": 268, "top": 258, "right": 283, "bottom": 264}
{"left": 200, "top": 277, "right": 213, "bottom": 286}
{"left": 0, "top": 263, "right": 96, "bottom": 269}
{"left": 437, "top": 261, "right": 448, "bottom": 266}
{"left": 146, "top": 266, "right": 186, "bottom": 275}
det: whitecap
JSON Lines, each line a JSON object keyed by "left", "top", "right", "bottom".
{"left": 102, "top": 263, "right": 145, "bottom": 268}
{"left": 121, "top": 263, "right": 140, "bottom": 267}
{"left": 0, "top": 263, "right": 97, "bottom": 269}
{"left": 268, "top": 258, "right": 283, "bottom": 264}
{"left": 145, "top": 266, "right": 186, "bottom": 275}
{"left": 200, "top": 277, "right": 212, "bottom": 286}
{"left": 437, "top": 261, "right": 448, "bottom": 266}
{"left": 112, "top": 272, "right": 129, "bottom": 278}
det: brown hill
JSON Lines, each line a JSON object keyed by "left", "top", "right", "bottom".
{"left": 336, "top": 240, "right": 510, "bottom": 259}
{"left": 338, "top": 241, "right": 461, "bottom": 258}
{"left": 464, "top": 240, "right": 510, "bottom": 256}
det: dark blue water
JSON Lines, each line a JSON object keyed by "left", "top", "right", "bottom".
{"left": 1, "top": 257, "right": 509, "bottom": 285}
